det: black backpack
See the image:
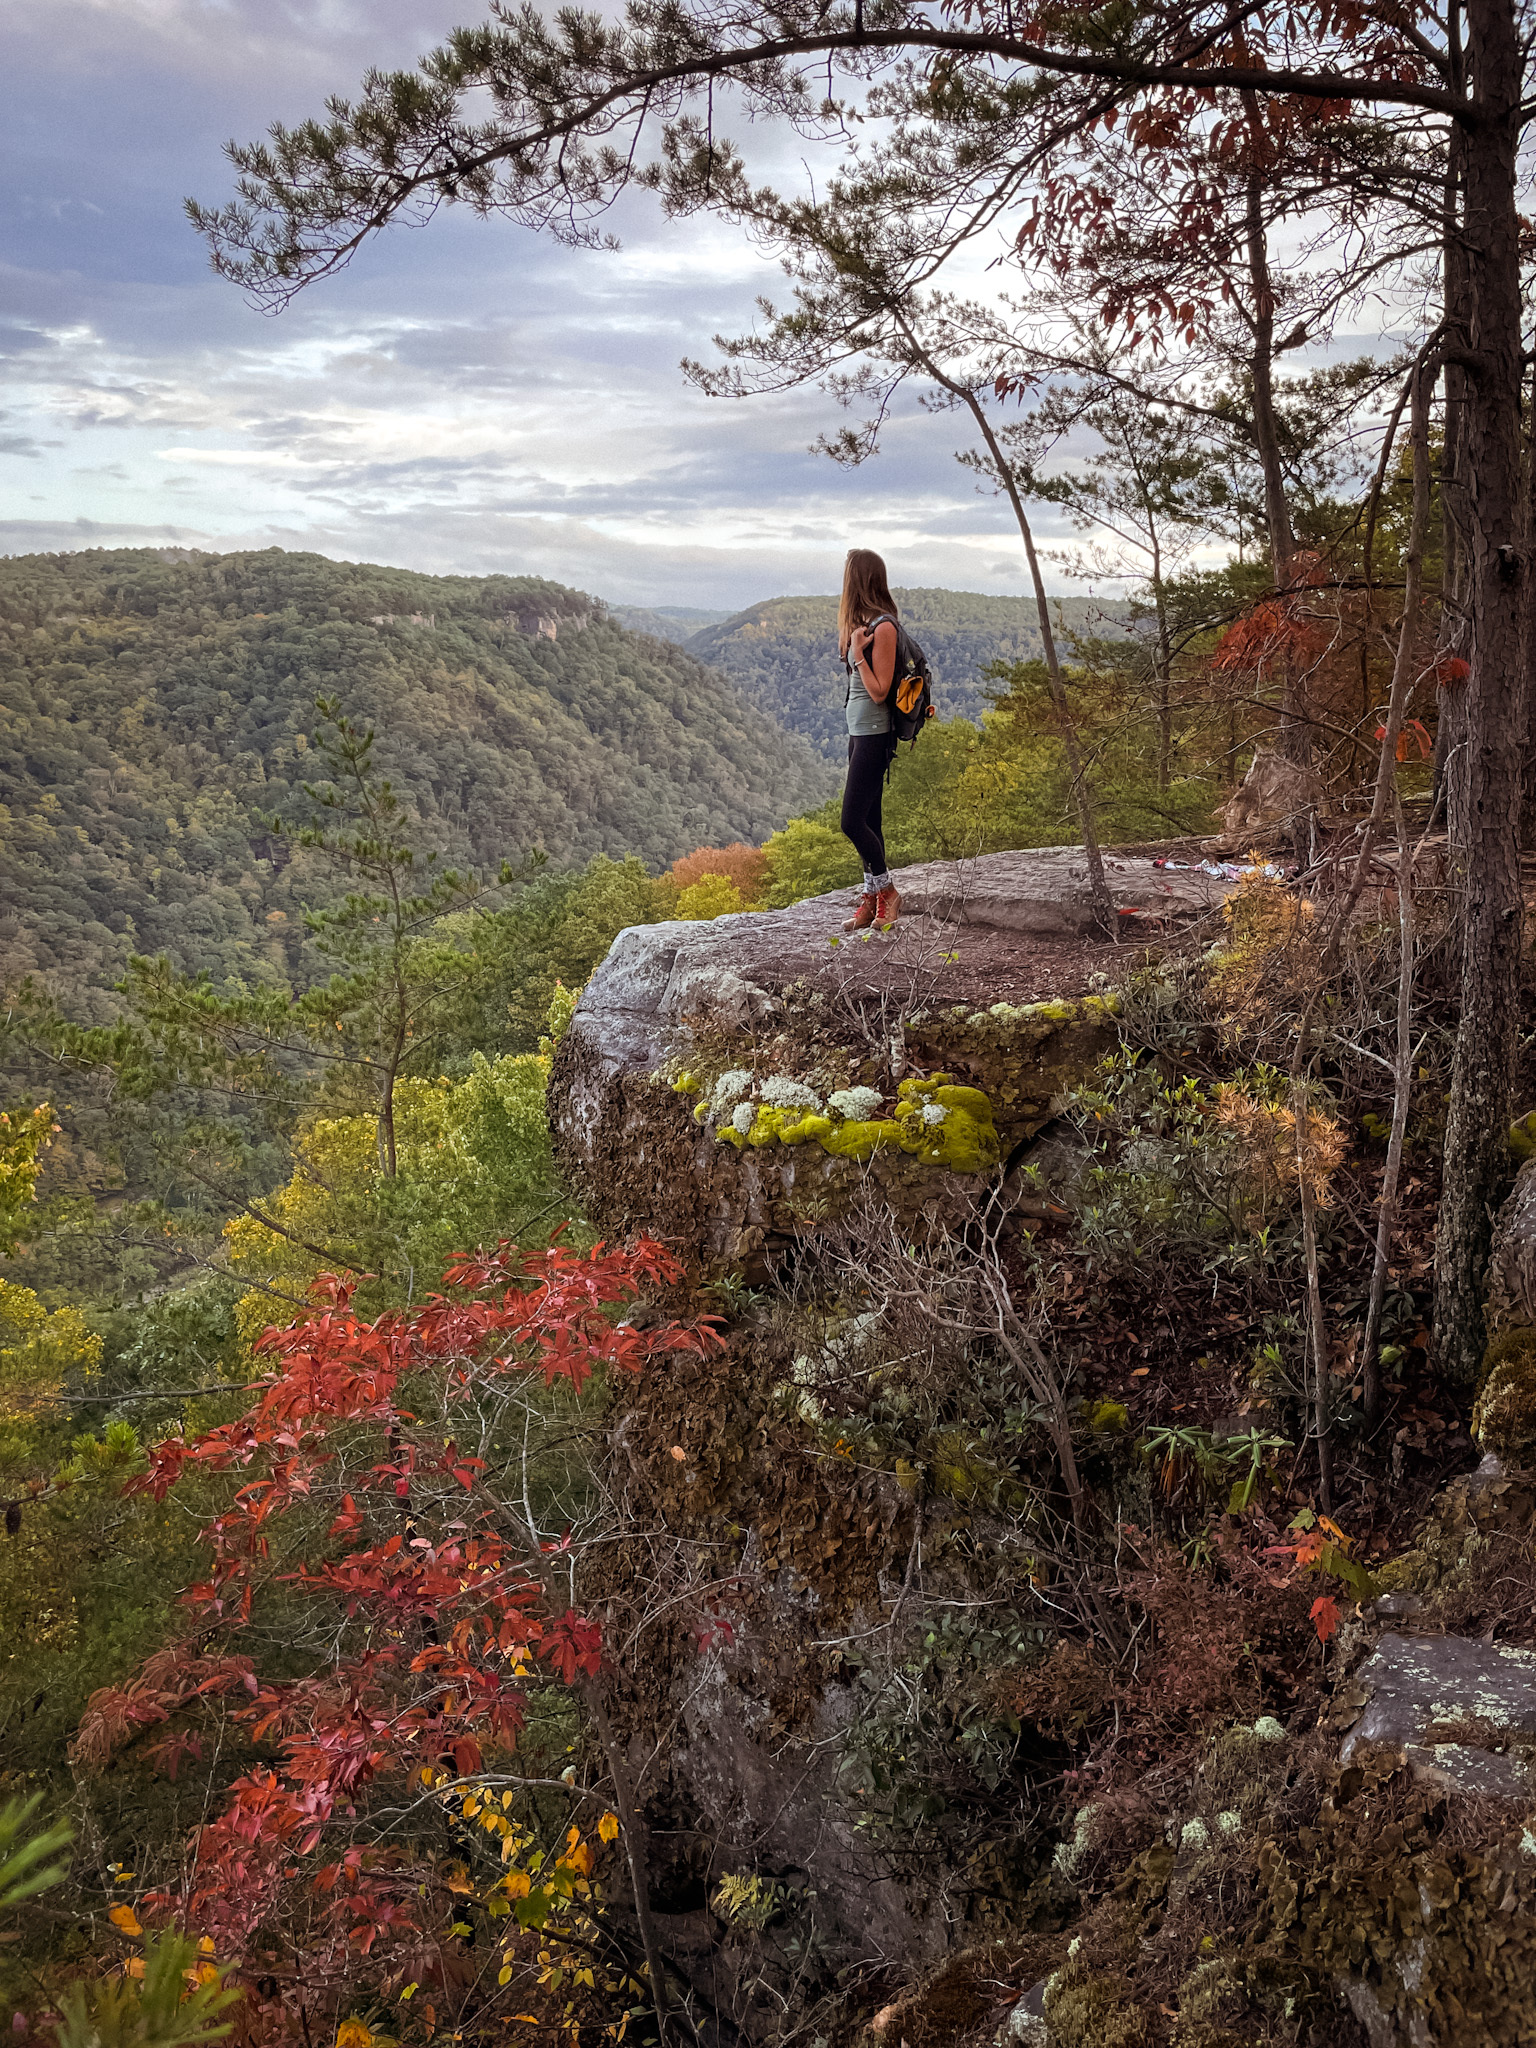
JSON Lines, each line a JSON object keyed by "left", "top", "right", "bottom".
{"left": 850, "top": 612, "right": 936, "bottom": 747}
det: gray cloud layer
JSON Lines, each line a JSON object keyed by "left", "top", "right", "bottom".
{"left": 0, "top": 0, "right": 1065, "bottom": 606}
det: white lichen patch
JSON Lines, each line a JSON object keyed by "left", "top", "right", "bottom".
{"left": 1051, "top": 1803, "right": 1100, "bottom": 1878}
{"left": 1251, "top": 1716, "right": 1287, "bottom": 1742}
{"left": 712, "top": 1069, "right": 753, "bottom": 1111}
{"left": 730, "top": 1102, "right": 756, "bottom": 1134}
{"left": 1180, "top": 1818, "right": 1210, "bottom": 1853}
{"left": 1217, "top": 1810, "right": 1243, "bottom": 1838}
{"left": 828, "top": 1086, "right": 882, "bottom": 1120}
{"left": 761, "top": 1076, "right": 821, "bottom": 1111}
{"left": 920, "top": 1102, "right": 948, "bottom": 1125}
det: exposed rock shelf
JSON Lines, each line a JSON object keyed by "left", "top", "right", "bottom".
{"left": 550, "top": 847, "right": 1236, "bottom": 1266}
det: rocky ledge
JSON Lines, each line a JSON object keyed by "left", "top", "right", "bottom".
{"left": 550, "top": 847, "right": 1236, "bottom": 1267}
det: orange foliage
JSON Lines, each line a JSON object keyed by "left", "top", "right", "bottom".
{"left": 668, "top": 842, "right": 768, "bottom": 902}
{"left": 1211, "top": 595, "right": 1322, "bottom": 674}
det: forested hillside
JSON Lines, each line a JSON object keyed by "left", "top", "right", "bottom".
{"left": 0, "top": 549, "right": 832, "bottom": 1011}
{"left": 687, "top": 587, "right": 1130, "bottom": 756}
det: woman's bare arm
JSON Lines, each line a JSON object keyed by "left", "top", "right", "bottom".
{"left": 853, "top": 620, "right": 899, "bottom": 701}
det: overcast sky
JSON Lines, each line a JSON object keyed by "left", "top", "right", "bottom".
{"left": 0, "top": 0, "right": 1090, "bottom": 609}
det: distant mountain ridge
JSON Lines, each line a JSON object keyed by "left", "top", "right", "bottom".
{"left": 683, "top": 587, "right": 1131, "bottom": 758}
{"left": 0, "top": 548, "right": 834, "bottom": 1012}
{"left": 610, "top": 604, "right": 732, "bottom": 644}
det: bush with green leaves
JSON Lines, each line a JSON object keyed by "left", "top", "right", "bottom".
{"left": 52, "top": 1934, "right": 239, "bottom": 2048}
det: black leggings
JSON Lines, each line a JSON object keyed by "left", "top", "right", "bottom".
{"left": 841, "top": 734, "right": 893, "bottom": 878}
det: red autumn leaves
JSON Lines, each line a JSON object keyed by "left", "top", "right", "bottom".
{"left": 74, "top": 1237, "right": 719, "bottom": 1970}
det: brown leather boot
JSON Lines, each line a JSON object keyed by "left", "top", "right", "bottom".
{"left": 842, "top": 891, "right": 878, "bottom": 933}
{"left": 875, "top": 884, "right": 903, "bottom": 929}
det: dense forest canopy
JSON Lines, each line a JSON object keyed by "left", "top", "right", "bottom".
{"left": 687, "top": 588, "right": 1130, "bottom": 757}
{"left": 0, "top": 548, "right": 833, "bottom": 1013}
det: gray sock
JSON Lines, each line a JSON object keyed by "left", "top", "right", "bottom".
{"left": 872, "top": 871, "right": 892, "bottom": 891}
{"left": 862, "top": 873, "right": 877, "bottom": 894}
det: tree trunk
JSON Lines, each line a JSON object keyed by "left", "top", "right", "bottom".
{"left": 930, "top": 352, "right": 1115, "bottom": 928}
{"left": 1519, "top": 351, "right": 1536, "bottom": 849}
{"left": 1362, "top": 366, "right": 1432, "bottom": 1423}
{"left": 1433, "top": 0, "right": 1526, "bottom": 1385}
{"left": 1153, "top": 578, "right": 1173, "bottom": 793}
{"left": 1433, "top": 5, "right": 1470, "bottom": 837}
{"left": 1243, "top": 160, "right": 1297, "bottom": 588}
{"left": 584, "top": 1687, "right": 677, "bottom": 2047}
{"left": 1242, "top": 109, "right": 1309, "bottom": 775}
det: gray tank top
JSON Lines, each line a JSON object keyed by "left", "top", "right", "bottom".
{"left": 844, "top": 618, "right": 894, "bottom": 737}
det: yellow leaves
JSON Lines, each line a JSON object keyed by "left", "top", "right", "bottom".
{"left": 598, "top": 1812, "right": 619, "bottom": 1844}
{"left": 503, "top": 1872, "right": 532, "bottom": 1899}
{"left": 0, "top": 1282, "right": 102, "bottom": 1420}
{"left": 0, "top": 1103, "right": 55, "bottom": 1244}
{"left": 1208, "top": 867, "right": 1317, "bottom": 1022}
{"left": 0, "top": 1280, "right": 48, "bottom": 1347}
{"left": 108, "top": 1903, "right": 143, "bottom": 1937}
{"left": 1213, "top": 1083, "right": 1346, "bottom": 1215}
{"left": 336, "top": 2021, "right": 375, "bottom": 2048}
{"left": 559, "top": 1841, "right": 595, "bottom": 1879}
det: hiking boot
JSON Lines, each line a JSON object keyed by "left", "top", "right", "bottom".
{"left": 875, "top": 884, "right": 903, "bottom": 929}
{"left": 842, "top": 891, "right": 879, "bottom": 933}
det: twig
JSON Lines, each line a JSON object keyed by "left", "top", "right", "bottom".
{"left": 1360, "top": 774, "right": 1417, "bottom": 1426}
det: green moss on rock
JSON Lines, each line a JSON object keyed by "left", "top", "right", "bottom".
{"left": 1042, "top": 1957, "right": 1147, "bottom": 2048}
{"left": 713, "top": 1073, "right": 1000, "bottom": 1175}
{"left": 1473, "top": 1327, "right": 1536, "bottom": 1460}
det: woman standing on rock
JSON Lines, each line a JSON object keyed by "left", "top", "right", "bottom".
{"left": 838, "top": 547, "right": 903, "bottom": 932}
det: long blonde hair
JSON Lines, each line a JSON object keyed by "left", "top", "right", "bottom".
{"left": 838, "top": 548, "right": 898, "bottom": 657}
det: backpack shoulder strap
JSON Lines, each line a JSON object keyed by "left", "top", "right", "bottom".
{"left": 846, "top": 612, "right": 900, "bottom": 672}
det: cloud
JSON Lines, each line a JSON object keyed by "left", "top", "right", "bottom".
{"left": 0, "top": 0, "right": 1071, "bottom": 608}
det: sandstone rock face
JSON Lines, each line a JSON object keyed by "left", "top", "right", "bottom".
{"left": 550, "top": 848, "right": 1234, "bottom": 1265}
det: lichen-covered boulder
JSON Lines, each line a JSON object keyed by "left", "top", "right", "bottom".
{"left": 1340, "top": 1631, "right": 1536, "bottom": 1798}
{"left": 549, "top": 848, "right": 1234, "bottom": 1264}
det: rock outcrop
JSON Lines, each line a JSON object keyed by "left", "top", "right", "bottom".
{"left": 1340, "top": 1630, "right": 1536, "bottom": 1798}
{"left": 551, "top": 848, "right": 1235, "bottom": 1268}
{"left": 545, "top": 845, "right": 1536, "bottom": 2048}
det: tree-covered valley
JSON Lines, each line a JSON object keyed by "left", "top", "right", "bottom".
{"left": 0, "top": 548, "right": 833, "bottom": 1013}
